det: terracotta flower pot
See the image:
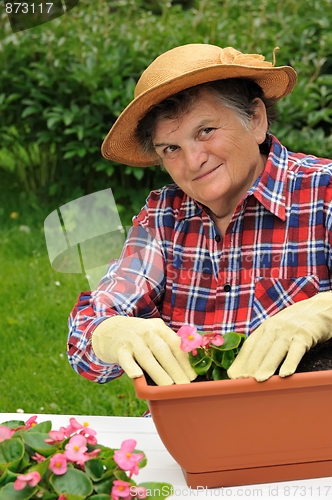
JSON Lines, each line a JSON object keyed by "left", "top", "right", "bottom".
{"left": 134, "top": 370, "right": 332, "bottom": 489}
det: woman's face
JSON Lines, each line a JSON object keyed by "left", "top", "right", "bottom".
{"left": 153, "top": 92, "right": 268, "bottom": 220}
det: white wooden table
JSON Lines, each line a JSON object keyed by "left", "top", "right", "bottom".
{"left": 1, "top": 413, "right": 332, "bottom": 499}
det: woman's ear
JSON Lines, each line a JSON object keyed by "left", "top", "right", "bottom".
{"left": 252, "top": 98, "right": 269, "bottom": 145}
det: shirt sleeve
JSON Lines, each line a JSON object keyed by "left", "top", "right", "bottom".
{"left": 67, "top": 221, "right": 166, "bottom": 383}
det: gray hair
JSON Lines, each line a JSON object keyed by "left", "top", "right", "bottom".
{"left": 136, "top": 78, "right": 277, "bottom": 159}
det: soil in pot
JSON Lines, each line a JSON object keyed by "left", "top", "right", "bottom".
{"left": 295, "top": 338, "right": 332, "bottom": 372}
{"left": 143, "top": 339, "right": 332, "bottom": 386}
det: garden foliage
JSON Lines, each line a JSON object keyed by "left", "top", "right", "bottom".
{"left": 0, "top": 0, "right": 332, "bottom": 225}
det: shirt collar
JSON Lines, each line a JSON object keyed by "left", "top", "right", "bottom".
{"left": 174, "top": 191, "right": 203, "bottom": 221}
{"left": 247, "top": 135, "right": 288, "bottom": 221}
{"left": 175, "top": 135, "right": 288, "bottom": 222}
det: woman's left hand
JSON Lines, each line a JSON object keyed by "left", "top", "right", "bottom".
{"left": 227, "top": 292, "right": 332, "bottom": 382}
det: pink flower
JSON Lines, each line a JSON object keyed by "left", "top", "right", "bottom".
{"left": 201, "top": 333, "right": 214, "bottom": 346}
{"left": 65, "top": 418, "right": 96, "bottom": 442}
{"left": 24, "top": 415, "right": 38, "bottom": 428}
{"left": 64, "top": 434, "right": 87, "bottom": 463}
{"left": 111, "top": 479, "right": 131, "bottom": 500}
{"left": 45, "top": 429, "right": 67, "bottom": 445}
{"left": 114, "top": 439, "right": 144, "bottom": 477}
{"left": 87, "top": 448, "right": 101, "bottom": 458}
{"left": 211, "top": 334, "right": 224, "bottom": 346}
{"left": 32, "top": 452, "right": 46, "bottom": 463}
{"left": 65, "top": 417, "right": 83, "bottom": 436}
{"left": 201, "top": 332, "right": 225, "bottom": 347}
{"left": 0, "top": 425, "right": 14, "bottom": 442}
{"left": 14, "top": 415, "right": 39, "bottom": 432}
{"left": 79, "top": 429, "right": 97, "bottom": 445}
{"left": 14, "top": 471, "right": 41, "bottom": 490}
{"left": 79, "top": 422, "right": 97, "bottom": 438}
{"left": 50, "top": 453, "right": 67, "bottom": 475}
{"left": 58, "top": 495, "right": 67, "bottom": 500}
{"left": 177, "top": 325, "right": 202, "bottom": 353}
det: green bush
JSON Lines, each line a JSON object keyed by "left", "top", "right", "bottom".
{"left": 0, "top": 0, "right": 331, "bottom": 225}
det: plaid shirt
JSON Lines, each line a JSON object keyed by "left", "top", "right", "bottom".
{"left": 68, "top": 136, "right": 332, "bottom": 383}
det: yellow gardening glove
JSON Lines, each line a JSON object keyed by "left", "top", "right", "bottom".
{"left": 227, "top": 292, "right": 332, "bottom": 382}
{"left": 91, "top": 316, "right": 197, "bottom": 386}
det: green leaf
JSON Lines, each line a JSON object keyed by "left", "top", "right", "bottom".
{"left": 84, "top": 459, "right": 105, "bottom": 481}
{"left": 29, "top": 455, "right": 51, "bottom": 477}
{"left": 113, "top": 469, "right": 134, "bottom": 482}
{"left": 214, "top": 332, "right": 246, "bottom": 351}
{"left": 26, "top": 421, "right": 52, "bottom": 434}
{"left": 46, "top": 115, "right": 62, "bottom": 129}
{"left": 50, "top": 468, "right": 93, "bottom": 497}
{"left": 21, "top": 433, "right": 56, "bottom": 457}
{"left": 0, "top": 466, "right": 18, "bottom": 487}
{"left": 19, "top": 450, "right": 30, "bottom": 470}
{"left": 63, "top": 494, "right": 86, "bottom": 500}
{"left": 93, "top": 476, "right": 115, "bottom": 494}
{"left": 6, "top": 93, "right": 21, "bottom": 104}
{"left": 21, "top": 106, "right": 42, "bottom": 118}
{"left": 89, "top": 495, "right": 111, "bottom": 500}
{"left": 212, "top": 348, "right": 234, "bottom": 370}
{"left": 63, "top": 150, "right": 78, "bottom": 159}
{"left": 132, "top": 168, "right": 145, "bottom": 180}
{"left": 0, "top": 482, "right": 37, "bottom": 500}
{"left": 139, "top": 482, "right": 174, "bottom": 499}
{"left": 189, "top": 349, "right": 212, "bottom": 375}
{"left": 0, "top": 438, "right": 24, "bottom": 472}
{"left": 0, "top": 421, "right": 24, "bottom": 429}
{"left": 212, "top": 365, "right": 230, "bottom": 380}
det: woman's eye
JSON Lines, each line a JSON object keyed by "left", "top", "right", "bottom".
{"left": 200, "top": 127, "right": 215, "bottom": 137}
{"left": 164, "top": 145, "right": 178, "bottom": 155}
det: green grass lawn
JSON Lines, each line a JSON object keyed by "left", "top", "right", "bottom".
{"left": 0, "top": 176, "right": 148, "bottom": 417}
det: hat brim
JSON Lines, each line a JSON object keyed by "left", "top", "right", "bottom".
{"left": 101, "top": 63, "right": 297, "bottom": 167}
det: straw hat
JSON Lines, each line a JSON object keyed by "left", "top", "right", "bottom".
{"left": 101, "top": 43, "right": 297, "bottom": 167}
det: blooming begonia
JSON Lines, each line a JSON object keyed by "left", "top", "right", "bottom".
{"left": 201, "top": 332, "right": 224, "bottom": 347}
{"left": 24, "top": 415, "right": 38, "bottom": 428}
{"left": 65, "top": 417, "right": 84, "bottom": 435}
{"left": 45, "top": 429, "right": 67, "bottom": 445}
{"left": 0, "top": 416, "right": 170, "bottom": 499}
{"left": 114, "top": 439, "right": 144, "bottom": 477}
{"left": 211, "top": 334, "right": 224, "bottom": 346}
{"left": 14, "top": 471, "right": 41, "bottom": 490}
{"left": 178, "top": 324, "right": 246, "bottom": 380}
{"left": 79, "top": 423, "right": 97, "bottom": 445}
{"left": 64, "top": 418, "right": 97, "bottom": 444}
{"left": 176, "top": 325, "right": 202, "bottom": 353}
{"left": 50, "top": 453, "right": 68, "bottom": 475}
{"left": 64, "top": 434, "right": 88, "bottom": 463}
{"left": 111, "top": 479, "right": 131, "bottom": 500}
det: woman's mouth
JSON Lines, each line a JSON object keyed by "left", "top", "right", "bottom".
{"left": 193, "top": 164, "right": 221, "bottom": 181}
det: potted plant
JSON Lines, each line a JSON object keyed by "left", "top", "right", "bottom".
{"left": 0, "top": 415, "right": 172, "bottom": 499}
{"left": 134, "top": 327, "right": 332, "bottom": 489}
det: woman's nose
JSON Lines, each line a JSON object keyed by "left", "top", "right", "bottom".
{"left": 183, "top": 143, "right": 208, "bottom": 171}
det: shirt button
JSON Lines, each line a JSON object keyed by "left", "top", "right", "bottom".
{"left": 224, "top": 284, "right": 231, "bottom": 292}
{"left": 215, "top": 234, "right": 221, "bottom": 242}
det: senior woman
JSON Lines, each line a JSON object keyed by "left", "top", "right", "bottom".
{"left": 68, "top": 44, "right": 332, "bottom": 386}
